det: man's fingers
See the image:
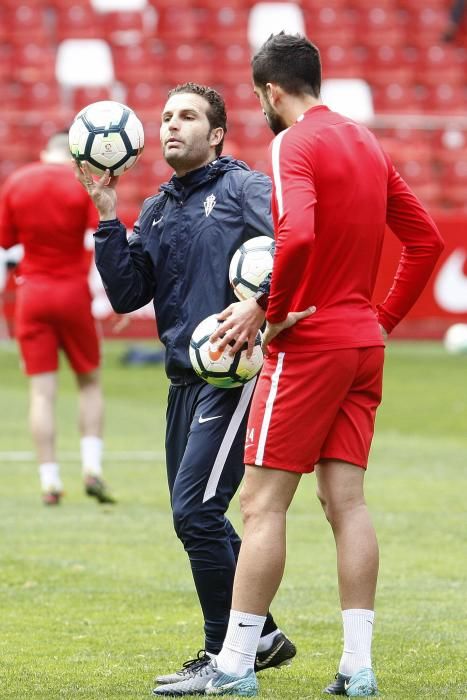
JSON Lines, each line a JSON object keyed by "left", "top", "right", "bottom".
{"left": 292, "top": 305, "right": 316, "bottom": 321}
{"left": 216, "top": 306, "right": 233, "bottom": 322}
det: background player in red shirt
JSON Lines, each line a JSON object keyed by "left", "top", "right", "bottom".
{"left": 193, "top": 33, "right": 444, "bottom": 697}
{"left": 0, "top": 132, "right": 114, "bottom": 506}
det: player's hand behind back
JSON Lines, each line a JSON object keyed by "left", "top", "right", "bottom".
{"left": 74, "top": 161, "right": 118, "bottom": 221}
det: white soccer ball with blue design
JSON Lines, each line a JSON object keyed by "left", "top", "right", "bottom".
{"left": 229, "top": 235, "right": 275, "bottom": 301}
{"left": 189, "top": 313, "right": 263, "bottom": 389}
{"left": 68, "top": 100, "right": 144, "bottom": 176}
{"left": 443, "top": 323, "right": 467, "bottom": 354}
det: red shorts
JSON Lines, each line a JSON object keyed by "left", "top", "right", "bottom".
{"left": 15, "top": 277, "right": 100, "bottom": 376}
{"left": 244, "top": 347, "right": 384, "bottom": 473}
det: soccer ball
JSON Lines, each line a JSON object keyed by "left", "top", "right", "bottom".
{"left": 68, "top": 100, "right": 144, "bottom": 176}
{"left": 443, "top": 323, "right": 467, "bottom": 354}
{"left": 229, "top": 236, "right": 275, "bottom": 301}
{"left": 189, "top": 313, "right": 263, "bottom": 388}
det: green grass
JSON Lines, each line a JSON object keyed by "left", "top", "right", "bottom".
{"left": 0, "top": 340, "right": 466, "bottom": 699}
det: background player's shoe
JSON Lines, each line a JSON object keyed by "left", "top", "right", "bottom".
{"left": 153, "top": 659, "right": 258, "bottom": 697}
{"left": 84, "top": 475, "right": 116, "bottom": 504}
{"left": 324, "top": 668, "right": 378, "bottom": 696}
{"left": 155, "top": 650, "right": 210, "bottom": 685}
{"left": 255, "top": 632, "right": 296, "bottom": 672}
{"left": 42, "top": 490, "right": 63, "bottom": 505}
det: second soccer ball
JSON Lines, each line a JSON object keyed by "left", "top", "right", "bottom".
{"left": 229, "top": 236, "right": 275, "bottom": 301}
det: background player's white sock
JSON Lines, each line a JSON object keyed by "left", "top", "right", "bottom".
{"left": 216, "top": 610, "right": 266, "bottom": 676}
{"left": 39, "top": 462, "right": 63, "bottom": 492}
{"left": 339, "top": 609, "right": 375, "bottom": 676}
{"left": 81, "top": 436, "right": 103, "bottom": 478}
{"left": 256, "top": 628, "right": 282, "bottom": 652}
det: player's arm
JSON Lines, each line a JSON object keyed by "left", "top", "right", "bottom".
{"left": 75, "top": 163, "right": 156, "bottom": 313}
{"left": 0, "top": 180, "right": 19, "bottom": 250}
{"left": 376, "top": 155, "right": 445, "bottom": 334}
{"left": 266, "top": 131, "right": 318, "bottom": 325}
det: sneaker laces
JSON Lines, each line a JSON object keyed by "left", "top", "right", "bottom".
{"left": 178, "top": 650, "right": 210, "bottom": 676}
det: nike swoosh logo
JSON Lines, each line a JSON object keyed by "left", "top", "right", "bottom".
{"left": 434, "top": 248, "right": 467, "bottom": 312}
{"left": 344, "top": 680, "right": 351, "bottom": 691}
{"left": 205, "top": 677, "right": 245, "bottom": 694}
{"left": 152, "top": 216, "right": 163, "bottom": 226}
{"left": 238, "top": 622, "right": 258, "bottom": 627}
{"left": 198, "top": 415, "right": 223, "bottom": 424}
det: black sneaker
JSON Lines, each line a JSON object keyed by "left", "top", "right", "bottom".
{"left": 324, "top": 672, "right": 350, "bottom": 695}
{"left": 155, "top": 650, "right": 210, "bottom": 685}
{"left": 84, "top": 476, "right": 116, "bottom": 504}
{"left": 254, "top": 632, "right": 296, "bottom": 672}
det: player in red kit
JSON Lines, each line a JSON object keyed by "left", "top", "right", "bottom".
{"left": 186, "top": 33, "right": 444, "bottom": 697}
{"left": 0, "top": 132, "right": 114, "bottom": 506}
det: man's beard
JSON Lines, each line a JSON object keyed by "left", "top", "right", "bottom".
{"left": 264, "top": 106, "right": 287, "bottom": 135}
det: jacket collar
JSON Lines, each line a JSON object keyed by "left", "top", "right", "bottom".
{"left": 160, "top": 156, "right": 250, "bottom": 197}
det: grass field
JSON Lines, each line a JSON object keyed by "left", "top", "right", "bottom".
{"left": 1, "top": 339, "right": 466, "bottom": 699}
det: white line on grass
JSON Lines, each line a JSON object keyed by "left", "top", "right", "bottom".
{"left": 0, "top": 451, "right": 164, "bottom": 462}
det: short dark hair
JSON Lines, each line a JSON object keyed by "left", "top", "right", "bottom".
{"left": 252, "top": 32, "right": 321, "bottom": 98}
{"left": 167, "top": 82, "right": 227, "bottom": 156}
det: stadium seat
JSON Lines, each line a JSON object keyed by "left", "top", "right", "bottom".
{"left": 55, "top": 39, "right": 115, "bottom": 88}
{"left": 112, "top": 42, "right": 163, "bottom": 83}
{"left": 11, "top": 42, "right": 56, "bottom": 84}
{"left": 211, "top": 40, "right": 251, "bottom": 86}
{"left": 247, "top": 2, "right": 306, "bottom": 53}
{"left": 91, "top": 0, "right": 147, "bottom": 9}
{"left": 208, "top": 6, "right": 249, "bottom": 44}
{"left": 321, "top": 78, "right": 374, "bottom": 123}
{"left": 54, "top": 3, "right": 103, "bottom": 40}
{"left": 428, "top": 84, "right": 466, "bottom": 114}
{"left": 7, "top": 4, "right": 50, "bottom": 43}
{"left": 157, "top": 6, "right": 204, "bottom": 41}
{"left": 124, "top": 81, "right": 170, "bottom": 112}
{"left": 0, "top": 45, "right": 14, "bottom": 81}
{"left": 321, "top": 45, "right": 366, "bottom": 79}
{"left": 162, "top": 42, "right": 214, "bottom": 86}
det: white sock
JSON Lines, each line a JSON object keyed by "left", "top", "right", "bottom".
{"left": 256, "top": 628, "right": 281, "bottom": 653}
{"left": 81, "top": 436, "right": 103, "bottom": 477}
{"left": 216, "top": 610, "right": 266, "bottom": 676}
{"left": 39, "top": 462, "right": 63, "bottom": 492}
{"left": 339, "top": 609, "right": 374, "bottom": 677}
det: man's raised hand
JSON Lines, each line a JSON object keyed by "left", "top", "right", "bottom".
{"left": 74, "top": 161, "right": 118, "bottom": 221}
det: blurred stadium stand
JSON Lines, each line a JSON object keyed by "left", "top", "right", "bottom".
{"left": 0, "top": 0, "right": 466, "bottom": 222}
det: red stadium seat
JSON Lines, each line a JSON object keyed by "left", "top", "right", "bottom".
{"left": 209, "top": 6, "right": 249, "bottom": 44}
{"left": 157, "top": 6, "right": 205, "bottom": 41}
{"left": 71, "top": 86, "right": 112, "bottom": 112}
{"left": 100, "top": 10, "right": 152, "bottom": 46}
{"left": 7, "top": 4, "right": 51, "bottom": 44}
{"left": 54, "top": 4, "right": 103, "bottom": 40}
{"left": 11, "top": 42, "right": 56, "bottom": 83}
{"left": 161, "top": 42, "right": 214, "bottom": 86}
{"left": 372, "top": 83, "right": 422, "bottom": 114}
{"left": 211, "top": 40, "right": 251, "bottom": 86}
{"left": 427, "top": 84, "right": 466, "bottom": 114}
{"left": 124, "top": 81, "right": 171, "bottom": 112}
{"left": 112, "top": 42, "right": 164, "bottom": 84}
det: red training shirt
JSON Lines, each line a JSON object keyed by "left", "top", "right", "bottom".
{"left": 266, "top": 105, "right": 444, "bottom": 351}
{"left": 0, "top": 162, "right": 96, "bottom": 280}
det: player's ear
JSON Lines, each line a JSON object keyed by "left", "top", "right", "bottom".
{"left": 266, "top": 83, "right": 282, "bottom": 107}
{"left": 210, "top": 127, "right": 224, "bottom": 148}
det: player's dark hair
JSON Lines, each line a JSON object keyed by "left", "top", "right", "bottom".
{"left": 168, "top": 82, "right": 227, "bottom": 156}
{"left": 252, "top": 32, "right": 321, "bottom": 98}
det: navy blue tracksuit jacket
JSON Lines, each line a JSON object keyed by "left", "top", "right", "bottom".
{"left": 93, "top": 155, "right": 275, "bottom": 653}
